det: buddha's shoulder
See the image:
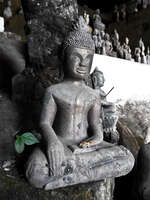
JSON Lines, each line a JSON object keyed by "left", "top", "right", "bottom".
{"left": 45, "top": 83, "right": 67, "bottom": 93}
{"left": 84, "top": 85, "right": 100, "bottom": 97}
{"left": 46, "top": 83, "right": 100, "bottom": 98}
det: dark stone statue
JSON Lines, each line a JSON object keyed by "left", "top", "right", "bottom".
{"left": 91, "top": 68, "right": 119, "bottom": 144}
{"left": 112, "top": 29, "right": 120, "bottom": 52}
{"left": 146, "top": 47, "right": 150, "bottom": 64}
{"left": 134, "top": 47, "right": 141, "bottom": 63}
{"left": 122, "top": 37, "right": 132, "bottom": 61}
{"left": 25, "top": 17, "right": 134, "bottom": 190}
{"left": 92, "top": 9, "right": 105, "bottom": 33}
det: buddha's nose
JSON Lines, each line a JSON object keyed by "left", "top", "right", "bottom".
{"left": 80, "top": 59, "right": 88, "bottom": 67}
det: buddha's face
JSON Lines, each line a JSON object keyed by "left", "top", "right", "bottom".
{"left": 97, "top": 73, "right": 105, "bottom": 87}
{"left": 65, "top": 46, "right": 94, "bottom": 80}
{"left": 93, "top": 72, "right": 105, "bottom": 88}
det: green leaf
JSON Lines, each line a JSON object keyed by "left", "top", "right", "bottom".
{"left": 15, "top": 136, "right": 25, "bottom": 153}
{"left": 21, "top": 132, "right": 39, "bottom": 145}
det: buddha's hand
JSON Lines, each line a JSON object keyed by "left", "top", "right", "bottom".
{"left": 79, "top": 141, "right": 96, "bottom": 148}
{"left": 79, "top": 135, "right": 103, "bottom": 148}
{"left": 47, "top": 140, "right": 65, "bottom": 177}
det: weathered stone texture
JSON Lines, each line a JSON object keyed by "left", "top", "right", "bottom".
{"left": 0, "top": 168, "right": 115, "bottom": 200}
{"left": 132, "top": 143, "right": 150, "bottom": 200}
{"left": 21, "top": 0, "right": 78, "bottom": 72}
{"left": 0, "top": 91, "right": 19, "bottom": 160}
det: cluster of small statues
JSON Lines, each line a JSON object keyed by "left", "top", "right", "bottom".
{"left": 82, "top": 9, "right": 150, "bottom": 65}
{"left": 25, "top": 16, "right": 134, "bottom": 190}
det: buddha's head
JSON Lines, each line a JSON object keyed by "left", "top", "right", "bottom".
{"left": 91, "top": 67, "right": 105, "bottom": 89}
{"left": 125, "top": 37, "right": 129, "bottom": 45}
{"left": 63, "top": 16, "right": 95, "bottom": 80}
{"left": 95, "top": 9, "right": 100, "bottom": 15}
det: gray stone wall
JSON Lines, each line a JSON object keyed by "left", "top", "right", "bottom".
{"left": 21, "top": 0, "right": 78, "bottom": 72}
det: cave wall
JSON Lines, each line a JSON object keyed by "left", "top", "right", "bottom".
{"left": 21, "top": 0, "right": 78, "bottom": 73}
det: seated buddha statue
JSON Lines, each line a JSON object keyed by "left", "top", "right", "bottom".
{"left": 25, "top": 17, "right": 134, "bottom": 190}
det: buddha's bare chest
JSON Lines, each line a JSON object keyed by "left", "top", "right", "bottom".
{"left": 52, "top": 87, "right": 97, "bottom": 111}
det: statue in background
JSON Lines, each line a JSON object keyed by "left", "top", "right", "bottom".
{"left": 112, "top": 5, "right": 120, "bottom": 23}
{"left": 146, "top": 47, "right": 150, "bottom": 64}
{"left": 25, "top": 16, "right": 134, "bottom": 190}
{"left": 92, "top": 9, "right": 105, "bottom": 32}
{"left": 92, "top": 31, "right": 103, "bottom": 54}
{"left": 134, "top": 47, "right": 141, "bottom": 63}
{"left": 141, "top": 49, "right": 147, "bottom": 64}
{"left": 140, "top": 39, "right": 147, "bottom": 64}
{"left": 83, "top": 10, "right": 90, "bottom": 25}
{"left": 91, "top": 68, "right": 119, "bottom": 144}
{"left": 120, "top": 4, "right": 127, "bottom": 21}
{"left": 103, "top": 33, "right": 114, "bottom": 56}
{"left": 139, "top": 38, "right": 145, "bottom": 53}
{"left": 3, "top": 0, "right": 12, "bottom": 27}
{"left": 122, "top": 37, "right": 132, "bottom": 60}
{"left": 112, "top": 29, "right": 120, "bottom": 52}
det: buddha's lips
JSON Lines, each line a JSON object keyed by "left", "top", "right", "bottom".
{"left": 76, "top": 68, "right": 88, "bottom": 74}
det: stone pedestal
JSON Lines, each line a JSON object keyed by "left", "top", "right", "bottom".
{"left": 0, "top": 167, "right": 115, "bottom": 200}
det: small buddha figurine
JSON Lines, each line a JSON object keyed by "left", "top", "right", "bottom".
{"left": 112, "top": 29, "right": 120, "bottom": 51}
{"left": 103, "top": 33, "right": 113, "bottom": 56}
{"left": 134, "top": 47, "right": 141, "bottom": 63}
{"left": 92, "top": 9, "right": 105, "bottom": 32}
{"left": 146, "top": 47, "right": 150, "bottom": 65}
{"left": 91, "top": 68, "right": 119, "bottom": 144}
{"left": 122, "top": 37, "right": 132, "bottom": 60}
{"left": 26, "top": 17, "right": 134, "bottom": 190}
{"left": 139, "top": 38, "right": 145, "bottom": 52}
{"left": 83, "top": 11, "right": 90, "bottom": 25}
{"left": 112, "top": 5, "right": 119, "bottom": 23}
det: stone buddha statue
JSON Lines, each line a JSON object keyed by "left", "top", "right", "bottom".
{"left": 91, "top": 68, "right": 119, "bottom": 144}
{"left": 25, "top": 17, "right": 134, "bottom": 190}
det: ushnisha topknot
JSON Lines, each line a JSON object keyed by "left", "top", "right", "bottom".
{"left": 63, "top": 16, "right": 95, "bottom": 52}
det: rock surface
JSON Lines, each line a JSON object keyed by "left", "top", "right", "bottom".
{"left": 117, "top": 100, "right": 150, "bottom": 147}
{"left": 132, "top": 142, "right": 150, "bottom": 200}
{"left": 0, "top": 33, "right": 26, "bottom": 93}
{"left": 114, "top": 100, "right": 150, "bottom": 200}
{"left": 0, "top": 91, "right": 19, "bottom": 160}
{"left": 117, "top": 119, "right": 140, "bottom": 157}
{"left": 21, "top": 0, "right": 78, "bottom": 74}
{"left": 0, "top": 161, "right": 115, "bottom": 200}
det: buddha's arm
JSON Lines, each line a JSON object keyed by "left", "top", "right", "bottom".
{"left": 40, "top": 88, "right": 64, "bottom": 176}
{"left": 88, "top": 98, "right": 103, "bottom": 143}
{"left": 80, "top": 98, "right": 103, "bottom": 148}
{"left": 40, "top": 88, "right": 57, "bottom": 143}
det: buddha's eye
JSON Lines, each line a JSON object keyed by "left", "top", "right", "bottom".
{"left": 83, "top": 57, "right": 91, "bottom": 66}
{"left": 73, "top": 56, "right": 81, "bottom": 64}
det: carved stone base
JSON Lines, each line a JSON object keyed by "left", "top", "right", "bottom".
{"left": 0, "top": 167, "right": 115, "bottom": 200}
